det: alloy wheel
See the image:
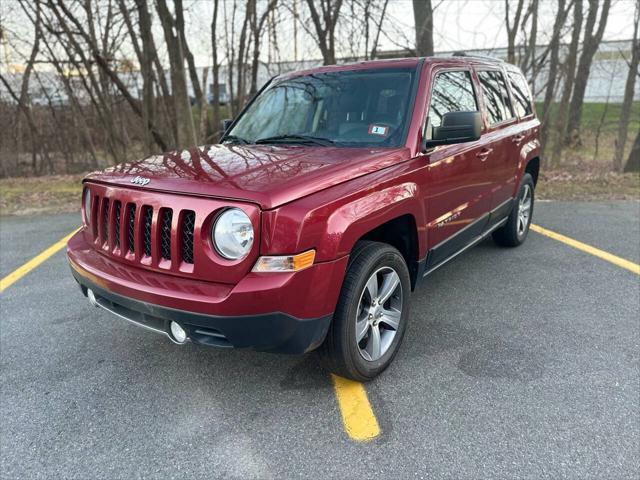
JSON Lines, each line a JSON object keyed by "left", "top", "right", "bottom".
{"left": 517, "top": 184, "right": 532, "bottom": 237}
{"left": 355, "top": 267, "right": 403, "bottom": 362}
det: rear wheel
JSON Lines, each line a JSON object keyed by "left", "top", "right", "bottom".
{"left": 492, "top": 173, "right": 535, "bottom": 247}
{"left": 319, "top": 241, "right": 411, "bottom": 382}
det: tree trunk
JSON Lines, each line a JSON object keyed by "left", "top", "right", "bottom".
{"left": 614, "top": 4, "right": 639, "bottom": 172}
{"left": 156, "top": 0, "right": 197, "bottom": 147}
{"left": 412, "top": 0, "right": 433, "bottom": 56}
{"left": 305, "top": 0, "right": 343, "bottom": 65}
{"left": 539, "top": 0, "right": 567, "bottom": 161}
{"left": 132, "top": 0, "right": 157, "bottom": 154}
{"left": 211, "top": 0, "right": 222, "bottom": 136}
{"left": 505, "top": 0, "right": 525, "bottom": 64}
{"left": 550, "top": 0, "right": 583, "bottom": 165}
{"left": 624, "top": 129, "right": 640, "bottom": 172}
{"left": 235, "top": 0, "right": 251, "bottom": 112}
{"left": 564, "top": 0, "right": 611, "bottom": 146}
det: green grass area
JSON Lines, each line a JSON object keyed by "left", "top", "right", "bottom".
{"left": 536, "top": 101, "right": 639, "bottom": 166}
{"left": 536, "top": 101, "right": 640, "bottom": 136}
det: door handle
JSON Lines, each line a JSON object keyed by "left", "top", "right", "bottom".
{"left": 512, "top": 134, "right": 525, "bottom": 145}
{"left": 476, "top": 148, "right": 493, "bottom": 160}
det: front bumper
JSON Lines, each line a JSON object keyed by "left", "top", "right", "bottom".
{"left": 68, "top": 229, "right": 348, "bottom": 354}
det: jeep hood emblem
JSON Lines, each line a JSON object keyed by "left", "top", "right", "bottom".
{"left": 131, "top": 176, "right": 150, "bottom": 186}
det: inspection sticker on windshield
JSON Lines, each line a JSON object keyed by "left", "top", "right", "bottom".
{"left": 368, "top": 125, "right": 389, "bottom": 136}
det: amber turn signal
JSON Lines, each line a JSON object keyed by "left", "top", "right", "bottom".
{"left": 252, "top": 250, "right": 316, "bottom": 272}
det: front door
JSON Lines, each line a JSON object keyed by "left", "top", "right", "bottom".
{"left": 421, "top": 69, "right": 494, "bottom": 269}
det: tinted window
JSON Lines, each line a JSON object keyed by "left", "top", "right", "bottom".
{"left": 227, "top": 68, "right": 416, "bottom": 147}
{"left": 478, "top": 70, "right": 514, "bottom": 125}
{"left": 427, "top": 71, "right": 477, "bottom": 132}
{"left": 508, "top": 71, "right": 533, "bottom": 117}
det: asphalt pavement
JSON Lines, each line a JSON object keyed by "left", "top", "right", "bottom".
{"left": 1, "top": 201, "right": 638, "bottom": 479}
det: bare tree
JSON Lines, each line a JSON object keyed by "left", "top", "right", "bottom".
{"left": 305, "top": 0, "right": 344, "bottom": 65}
{"left": 539, "top": 0, "right": 570, "bottom": 159}
{"left": 156, "top": 0, "right": 197, "bottom": 147}
{"left": 550, "top": 0, "right": 583, "bottom": 165}
{"left": 564, "top": 0, "right": 611, "bottom": 146}
{"left": 211, "top": 0, "right": 222, "bottom": 135}
{"left": 249, "top": 0, "right": 278, "bottom": 96}
{"left": 505, "top": 0, "right": 525, "bottom": 64}
{"left": 413, "top": 0, "right": 433, "bottom": 56}
{"left": 519, "top": 0, "right": 539, "bottom": 88}
{"left": 625, "top": 129, "right": 640, "bottom": 172}
{"left": 615, "top": 3, "right": 639, "bottom": 172}
{"left": 370, "top": 0, "right": 389, "bottom": 59}
{"left": 0, "top": 0, "right": 53, "bottom": 175}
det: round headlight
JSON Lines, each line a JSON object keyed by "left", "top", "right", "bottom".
{"left": 212, "top": 208, "right": 254, "bottom": 260}
{"left": 83, "top": 188, "right": 91, "bottom": 225}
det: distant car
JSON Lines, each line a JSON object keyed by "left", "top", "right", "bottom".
{"left": 31, "top": 88, "right": 68, "bottom": 107}
{"left": 68, "top": 56, "right": 540, "bottom": 381}
{"left": 207, "top": 83, "right": 229, "bottom": 105}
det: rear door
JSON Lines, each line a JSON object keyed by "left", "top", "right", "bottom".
{"left": 475, "top": 68, "right": 520, "bottom": 220}
{"left": 422, "top": 69, "right": 494, "bottom": 268}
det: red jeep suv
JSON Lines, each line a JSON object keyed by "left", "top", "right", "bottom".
{"left": 67, "top": 55, "right": 540, "bottom": 381}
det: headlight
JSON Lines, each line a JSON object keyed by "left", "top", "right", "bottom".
{"left": 83, "top": 188, "right": 91, "bottom": 225}
{"left": 212, "top": 208, "right": 254, "bottom": 260}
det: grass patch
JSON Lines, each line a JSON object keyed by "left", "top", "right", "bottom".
{"left": 0, "top": 175, "right": 83, "bottom": 216}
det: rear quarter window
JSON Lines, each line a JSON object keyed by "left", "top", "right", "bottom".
{"left": 477, "top": 70, "right": 515, "bottom": 126}
{"left": 508, "top": 71, "right": 534, "bottom": 117}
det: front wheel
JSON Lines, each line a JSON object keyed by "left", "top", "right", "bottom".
{"left": 492, "top": 173, "right": 535, "bottom": 247}
{"left": 318, "top": 241, "right": 411, "bottom": 381}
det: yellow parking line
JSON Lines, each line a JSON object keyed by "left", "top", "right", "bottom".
{"left": 331, "top": 374, "right": 380, "bottom": 441}
{"left": 530, "top": 224, "right": 640, "bottom": 275}
{"left": 0, "top": 229, "right": 79, "bottom": 293}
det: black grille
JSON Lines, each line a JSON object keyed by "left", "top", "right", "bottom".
{"left": 142, "top": 206, "right": 153, "bottom": 257}
{"left": 181, "top": 211, "right": 195, "bottom": 264}
{"left": 160, "top": 209, "right": 173, "bottom": 260}
{"left": 102, "top": 199, "right": 110, "bottom": 244}
{"left": 127, "top": 204, "right": 136, "bottom": 253}
{"left": 113, "top": 201, "right": 121, "bottom": 248}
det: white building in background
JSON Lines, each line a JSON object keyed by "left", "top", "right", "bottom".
{"left": 1, "top": 39, "right": 637, "bottom": 106}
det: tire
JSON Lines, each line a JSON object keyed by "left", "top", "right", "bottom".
{"left": 318, "top": 241, "right": 411, "bottom": 382}
{"left": 492, "top": 173, "right": 535, "bottom": 247}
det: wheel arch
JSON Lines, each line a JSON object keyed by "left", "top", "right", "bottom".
{"left": 525, "top": 156, "right": 540, "bottom": 186}
{"left": 355, "top": 215, "right": 421, "bottom": 290}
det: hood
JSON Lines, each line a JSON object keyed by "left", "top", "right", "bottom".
{"left": 84, "top": 144, "right": 410, "bottom": 209}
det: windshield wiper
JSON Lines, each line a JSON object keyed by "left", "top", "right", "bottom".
{"left": 222, "top": 134, "right": 250, "bottom": 145}
{"left": 254, "top": 134, "right": 336, "bottom": 146}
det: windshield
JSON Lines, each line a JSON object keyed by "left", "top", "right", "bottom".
{"left": 225, "top": 67, "right": 417, "bottom": 147}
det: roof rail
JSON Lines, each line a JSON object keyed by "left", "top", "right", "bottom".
{"left": 452, "top": 51, "right": 504, "bottom": 62}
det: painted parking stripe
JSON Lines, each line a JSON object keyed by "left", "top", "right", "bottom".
{"left": 530, "top": 224, "right": 640, "bottom": 275}
{"left": 331, "top": 374, "right": 380, "bottom": 441}
{"left": 0, "top": 229, "right": 79, "bottom": 293}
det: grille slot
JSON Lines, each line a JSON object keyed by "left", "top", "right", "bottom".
{"left": 160, "top": 209, "right": 173, "bottom": 260}
{"left": 181, "top": 211, "right": 195, "bottom": 264}
{"left": 91, "top": 195, "right": 100, "bottom": 239}
{"left": 142, "top": 206, "right": 153, "bottom": 257}
{"left": 102, "top": 199, "right": 110, "bottom": 244}
{"left": 113, "top": 201, "right": 122, "bottom": 248}
{"left": 127, "top": 204, "right": 136, "bottom": 253}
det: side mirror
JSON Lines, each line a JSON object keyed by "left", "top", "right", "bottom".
{"left": 222, "top": 118, "right": 233, "bottom": 132}
{"left": 422, "top": 111, "right": 481, "bottom": 151}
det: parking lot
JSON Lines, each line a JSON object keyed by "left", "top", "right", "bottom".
{"left": 1, "top": 201, "right": 638, "bottom": 479}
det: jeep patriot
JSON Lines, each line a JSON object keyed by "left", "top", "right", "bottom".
{"left": 67, "top": 56, "right": 540, "bottom": 381}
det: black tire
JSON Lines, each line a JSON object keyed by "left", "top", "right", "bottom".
{"left": 318, "top": 241, "right": 411, "bottom": 382}
{"left": 492, "top": 173, "right": 535, "bottom": 247}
